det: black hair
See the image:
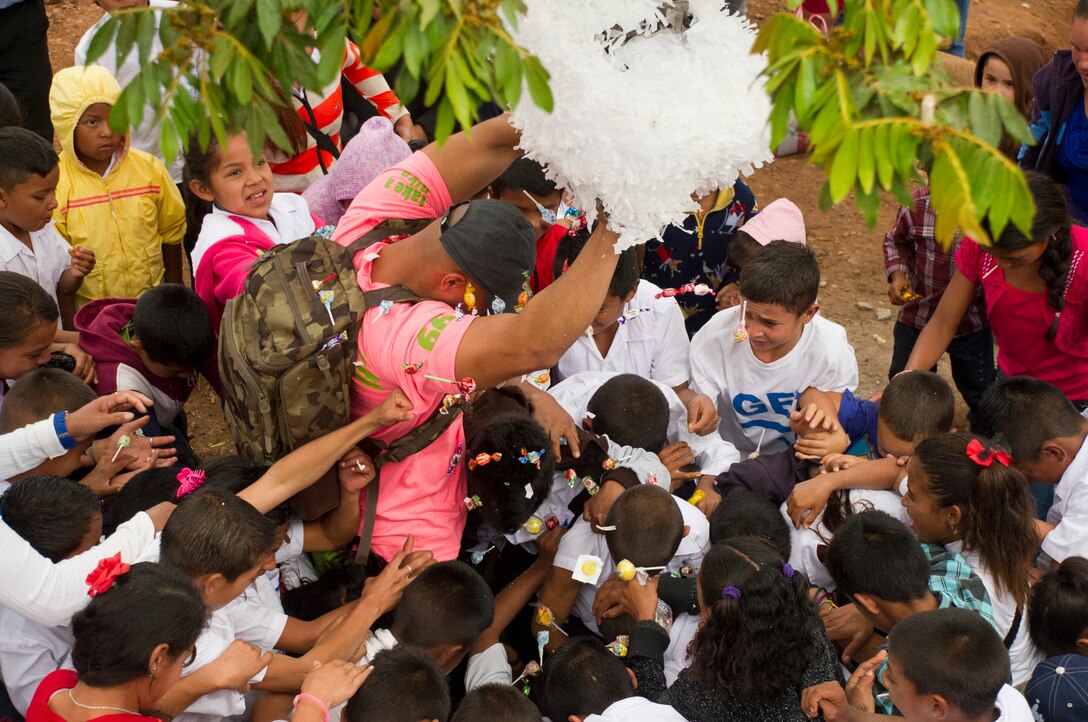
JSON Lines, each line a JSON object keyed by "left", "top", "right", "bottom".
{"left": 1029, "top": 557, "right": 1088, "bottom": 657}
{"left": 452, "top": 683, "right": 542, "bottom": 722}
{"left": 344, "top": 646, "right": 450, "bottom": 722}
{"left": 879, "top": 370, "right": 955, "bottom": 443}
{"left": 390, "top": 561, "right": 495, "bottom": 649}
{"left": 466, "top": 415, "right": 554, "bottom": 533}
{"left": 0, "top": 82, "right": 23, "bottom": 128}
{"left": 491, "top": 158, "right": 557, "bottom": 199}
{"left": 71, "top": 562, "right": 207, "bottom": 687}
{"left": 0, "top": 271, "right": 59, "bottom": 348}
{"left": 739, "top": 240, "right": 820, "bottom": 315}
{"left": 281, "top": 564, "right": 366, "bottom": 621}
{"left": 603, "top": 485, "right": 683, "bottom": 569}
{"left": 132, "top": 284, "right": 215, "bottom": 369}
{"left": 1077, "top": 0, "right": 1088, "bottom": 19}
{"left": 597, "top": 613, "right": 636, "bottom": 643}
{"left": 586, "top": 374, "right": 670, "bottom": 453}
{"left": 913, "top": 433, "right": 1036, "bottom": 606}
{"left": 710, "top": 490, "right": 792, "bottom": 560}
{"left": 888, "top": 608, "right": 1010, "bottom": 716}
{"left": 201, "top": 454, "right": 289, "bottom": 528}
{"left": 825, "top": 510, "right": 929, "bottom": 602}
{"left": 0, "top": 475, "right": 100, "bottom": 561}
{"left": 0, "top": 367, "right": 97, "bottom": 433}
{"left": 976, "top": 376, "right": 1085, "bottom": 463}
{"left": 553, "top": 228, "right": 639, "bottom": 300}
{"left": 0, "top": 127, "right": 57, "bottom": 191}
{"left": 105, "top": 466, "right": 183, "bottom": 535}
{"left": 159, "top": 488, "right": 276, "bottom": 582}
{"left": 726, "top": 230, "right": 762, "bottom": 269}
{"left": 692, "top": 538, "right": 823, "bottom": 702}
{"left": 540, "top": 637, "right": 634, "bottom": 721}
{"left": 988, "top": 172, "right": 1071, "bottom": 341}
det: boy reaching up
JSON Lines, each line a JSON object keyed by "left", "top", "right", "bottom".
{"left": 690, "top": 240, "right": 858, "bottom": 458}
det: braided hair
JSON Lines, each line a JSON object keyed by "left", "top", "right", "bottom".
{"left": 992, "top": 172, "right": 1072, "bottom": 341}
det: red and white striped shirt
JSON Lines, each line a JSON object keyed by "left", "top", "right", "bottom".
{"left": 270, "top": 40, "right": 409, "bottom": 192}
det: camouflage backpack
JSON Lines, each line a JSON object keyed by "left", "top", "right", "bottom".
{"left": 219, "top": 218, "right": 443, "bottom": 525}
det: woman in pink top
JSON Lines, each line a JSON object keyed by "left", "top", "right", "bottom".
{"left": 902, "top": 172, "right": 1088, "bottom": 406}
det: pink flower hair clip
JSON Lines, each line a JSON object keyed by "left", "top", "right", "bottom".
{"left": 176, "top": 468, "right": 207, "bottom": 498}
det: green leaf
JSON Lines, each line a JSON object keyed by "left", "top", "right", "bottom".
{"left": 967, "top": 91, "right": 1001, "bottom": 148}
{"left": 523, "top": 55, "right": 553, "bottom": 112}
{"left": 857, "top": 126, "right": 876, "bottom": 194}
{"left": 84, "top": 17, "right": 119, "bottom": 64}
{"left": 874, "top": 122, "right": 894, "bottom": 189}
{"left": 829, "top": 130, "right": 859, "bottom": 203}
{"left": 209, "top": 36, "right": 233, "bottom": 82}
{"left": 855, "top": 182, "right": 882, "bottom": 227}
{"left": 256, "top": 0, "right": 282, "bottom": 49}
{"left": 136, "top": 9, "right": 155, "bottom": 64}
{"left": 159, "top": 115, "right": 179, "bottom": 167}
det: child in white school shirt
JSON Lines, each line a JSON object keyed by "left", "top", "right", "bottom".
{"left": 977, "top": 376, "right": 1088, "bottom": 565}
{"left": 552, "top": 235, "right": 719, "bottom": 435}
{"left": 690, "top": 240, "right": 857, "bottom": 458}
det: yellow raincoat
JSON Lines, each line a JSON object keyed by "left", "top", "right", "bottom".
{"left": 49, "top": 66, "right": 184, "bottom": 307}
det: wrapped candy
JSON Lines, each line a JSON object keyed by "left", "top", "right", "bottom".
{"left": 459, "top": 377, "right": 477, "bottom": 395}
{"left": 518, "top": 448, "right": 545, "bottom": 469}
{"left": 513, "top": 660, "right": 542, "bottom": 695}
{"left": 403, "top": 361, "right": 424, "bottom": 375}
{"left": 688, "top": 489, "right": 706, "bottom": 506}
{"left": 607, "top": 639, "right": 629, "bottom": 658}
{"left": 464, "top": 495, "right": 483, "bottom": 510}
{"left": 544, "top": 514, "right": 559, "bottom": 530}
{"left": 468, "top": 452, "right": 502, "bottom": 470}
{"left": 491, "top": 297, "right": 506, "bottom": 314}
{"left": 583, "top": 477, "right": 600, "bottom": 496}
{"left": 446, "top": 445, "right": 463, "bottom": 476}
{"left": 536, "top": 630, "right": 549, "bottom": 662}
{"left": 565, "top": 469, "right": 580, "bottom": 488}
{"left": 572, "top": 554, "right": 604, "bottom": 584}
{"left": 602, "top": 458, "right": 617, "bottom": 471}
{"left": 616, "top": 559, "right": 637, "bottom": 581}
{"left": 654, "top": 282, "right": 715, "bottom": 299}
{"left": 647, "top": 471, "right": 659, "bottom": 486}
{"left": 525, "top": 516, "right": 544, "bottom": 535}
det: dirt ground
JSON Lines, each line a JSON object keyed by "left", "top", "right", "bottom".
{"left": 43, "top": 0, "right": 1079, "bottom": 456}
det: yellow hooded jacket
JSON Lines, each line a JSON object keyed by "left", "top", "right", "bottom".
{"left": 49, "top": 66, "right": 185, "bottom": 307}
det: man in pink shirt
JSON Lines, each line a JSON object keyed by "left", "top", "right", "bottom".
{"left": 332, "top": 115, "right": 621, "bottom": 563}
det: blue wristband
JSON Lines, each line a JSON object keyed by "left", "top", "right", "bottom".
{"left": 53, "top": 411, "right": 76, "bottom": 450}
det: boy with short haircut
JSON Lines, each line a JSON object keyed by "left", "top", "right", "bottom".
{"left": 539, "top": 637, "right": 686, "bottom": 721}
{"left": 344, "top": 646, "right": 451, "bottom": 722}
{"left": 552, "top": 241, "right": 716, "bottom": 433}
{"left": 75, "top": 283, "right": 215, "bottom": 462}
{"left": 0, "top": 127, "right": 94, "bottom": 326}
{"left": 804, "top": 608, "right": 1034, "bottom": 722}
{"left": 690, "top": 240, "right": 858, "bottom": 459}
{"left": 1026, "top": 556, "right": 1088, "bottom": 659}
{"left": 825, "top": 511, "right": 994, "bottom": 716}
{"left": 0, "top": 368, "right": 153, "bottom": 497}
{"left": 452, "top": 683, "right": 543, "bottom": 722}
{"left": 534, "top": 484, "right": 709, "bottom": 648}
{"left": 48, "top": 65, "right": 185, "bottom": 308}
{"left": 0, "top": 475, "right": 100, "bottom": 714}
{"left": 977, "top": 376, "right": 1088, "bottom": 564}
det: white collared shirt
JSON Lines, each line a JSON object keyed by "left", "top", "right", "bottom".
{"left": 0, "top": 222, "right": 72, "bottom": 304}
{"left": 1044, "top": 435, "right": 1088, "bottom": 562}
{"left": 0, "top": 609, "right": 74, "bottom": 715}
{"left": 190, "top": 193, "right": 316, "bottom": 277}
{"left": 583, "top": 696, "right": 688, "bottom": 721}
{"left": 556, "top": 280, "right": 690, "bottom": 388}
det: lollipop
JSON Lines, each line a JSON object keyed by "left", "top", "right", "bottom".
{"left": 616, "top": 559, "right": 637, "bottom": 581}
{"left": 424, "top": 374, "right": 477, "bottom": 395}
{"left": 524, "top": 516, "right": 544, "bottom": 535}
{"left": 470, "top": 546, "right": 495, "bottom": 565}
{"left": 572, "top": 554, "right": 604, "bottom": 584}
{"left": 111, "top": 434, "right": 132, "bottom": 463}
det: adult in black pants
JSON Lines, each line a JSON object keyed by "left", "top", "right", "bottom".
{"left": 0, "top": 0, "right": 53, "bottom": 140}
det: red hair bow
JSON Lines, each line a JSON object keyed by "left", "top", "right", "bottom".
{"left": 966, "top": 439, "right": 1012, "bottom": 468}
{"left": 86, "top": 553, "right": 130, "bottom": 598}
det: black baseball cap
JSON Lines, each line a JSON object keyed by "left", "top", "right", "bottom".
{"left": 439, "top": 199, "right": 536, "bottom": 314}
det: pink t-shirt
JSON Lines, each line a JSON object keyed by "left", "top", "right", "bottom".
{"left": 335, "top": 152, "right": 471, "bottom": 561}
{"left": 955, "top": 229, "right": 1088, "bottom": 399}
{"left": 332, "top": 151, "right": 453, "bottom": 244}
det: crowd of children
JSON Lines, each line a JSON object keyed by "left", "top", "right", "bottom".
{"left": 1, "top": 1, "right": 1088, "bottom": 721}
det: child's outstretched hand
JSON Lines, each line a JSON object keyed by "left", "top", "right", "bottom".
{"left": 657, "top": 441, "right": 700, "bottom": 489}
{"left": 684, "top": 393, "right": 719, "bottom": 436}
{"left": 801, "top": 682, "right": 852, "bottom": 722}
{"left": 66, "top": 391, "right": 152, "bottom": 440}
{"left": 67, "top": 246, "right": 96, "bottom": 278}
{"left": 338, "top": 448, "right": 376, "bottom": 493}
{"left": 715, "top": 282, "right": 741, "bottom": 310}
{"left": 374, "top": 388, "right": 414, "bottom": 427}
{"left": 794, "top": 427, "right": 850, "bottom": 461}
{"left": 362, "top": 536, "right": 434, "bottom": 615}
{"left": 204, "top": 639, "right": 272, "bottom": 693}
{"left": 300, "top": 660, "right": 372, "bottom": 712}
{"left": 785, "top": 476, "right": 835, "bottom": 529}
{"left": 60, "top": 343, "right": 96, "bottom": 384}
{"left": 887, "top": 271, "right": 911, "bottom": 307}
{"left": 844, "top": 649, "right": 886, "bottom": 713}
{"left": 819, "top": 453, "right": 865, "bottom": 473}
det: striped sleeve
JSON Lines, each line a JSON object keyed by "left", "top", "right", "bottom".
{"left": 342, "top": 40, "right": 409, "bottom": 122}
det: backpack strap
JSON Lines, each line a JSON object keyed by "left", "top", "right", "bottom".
{"left": 1003, "top": 606, "right": 1023, "bottom": 649}
{"left": 353, "top": 399, "right": 471, "bottom": 565}
{"left": 343, "top": 218, "right": 435, "bottom": 258}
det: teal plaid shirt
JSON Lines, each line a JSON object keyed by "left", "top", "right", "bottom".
{"left": 873, "top": 542, "right": 994, "bottom": 715}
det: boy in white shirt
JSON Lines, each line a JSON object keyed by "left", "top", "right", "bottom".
{"left": 540, "top": 637, "right": 687, "bottom": 722}
{"left": 0, "top": 475, "right": 99, "bottom": 714}
{"left": 977, "top": 376, "right": 1088, "bottom": 564}
{"left": 0, "top": 128, "right": 94, "bottom": 327}
{"left": 690, "top": 240, "right": 858, "bottom": 457}
{"left": 554, "top": 237, "right": 718, "bottom": 435}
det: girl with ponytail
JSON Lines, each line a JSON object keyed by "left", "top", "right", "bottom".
{"left": 898, "top": 172, "right": 1088, "bottom": 407}
{"left": 624, "top": 538, "right": 842, "bottom": 722}
{"left": 901, "top": 432, "right": 1040, "bottom": 684}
